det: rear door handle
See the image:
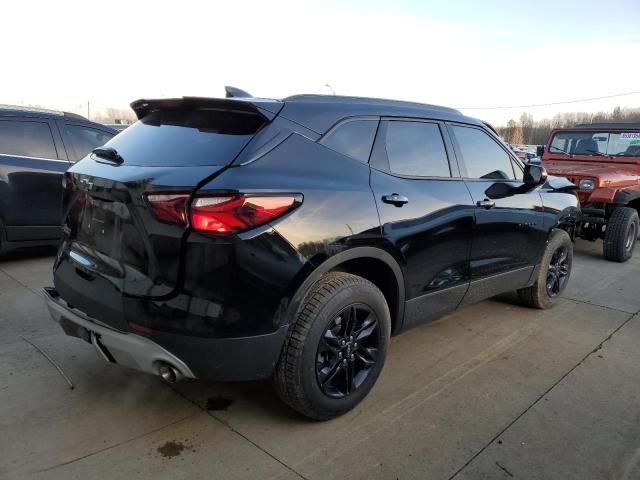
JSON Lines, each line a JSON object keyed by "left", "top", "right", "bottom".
{"left": 382, "top": 193, "right": 409, "bottom": 207}
{"left": 477, "top": 199, "right": 496, "bottom": 209}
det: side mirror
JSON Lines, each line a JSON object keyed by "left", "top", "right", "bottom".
{"left": 524, "top": 164, "right": 547, "bottom": 186}
{"left": 536, "top": 145, "right": 545, "bottom": 157}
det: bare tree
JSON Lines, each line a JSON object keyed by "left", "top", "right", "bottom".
{"left": 497, "top": 106, "right": 640, "bottom": 145}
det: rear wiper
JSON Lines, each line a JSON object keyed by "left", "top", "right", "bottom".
{"left": 548, "top": 146, "right": 572, "bottom": 157}
{"left": 586, "top": 149, "right": 612, "bottom": 159}
{"left": 92, "top": 146, "right": 124, "bottom": 164}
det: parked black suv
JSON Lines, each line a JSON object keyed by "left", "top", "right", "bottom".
{"left": 44, "top": 93, "right": 579, "bottom": 419}
{"left": 0, "top": 106, "right": 115, "bottom": 253}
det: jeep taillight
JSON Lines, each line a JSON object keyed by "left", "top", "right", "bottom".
{"left": 146, "top": 193, "right": 302, "bottom": 233}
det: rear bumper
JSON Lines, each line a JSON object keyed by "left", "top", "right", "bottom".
{"left": 43, "top": 287, "right": 289, "bottom": 382}
{"left": 43, "top": 287, "right": 196, "bottom": 379}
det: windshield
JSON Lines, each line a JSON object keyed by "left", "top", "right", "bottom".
{"left": 550, "top": 131, "right": 640, "bottom": 157}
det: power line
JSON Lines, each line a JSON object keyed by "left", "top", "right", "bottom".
{"left": 458, "top": 90, "right": 640, "bottom": 110}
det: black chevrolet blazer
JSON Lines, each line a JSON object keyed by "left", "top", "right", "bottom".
{"left": 44, "top": 91, "right": 579, "bottom": 419}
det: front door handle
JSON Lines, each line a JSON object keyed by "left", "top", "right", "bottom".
{"left": 477, "top": 199, "right": 496, "bottom": 209}
{"left": 382, "top": 193, "right": 409, "bottom": 207}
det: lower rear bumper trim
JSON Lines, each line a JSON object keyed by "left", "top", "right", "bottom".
{"left": 42, "top": 287, "right": 197, "bottom": 379}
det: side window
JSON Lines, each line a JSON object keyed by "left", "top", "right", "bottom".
{"left": 321, "top": 119, "right": 378, "bottom": 163}
{"left": 0, "top": 120, "right": 57, "bottom": 159}
{"left": 64, "top": 124, "right": 114, "bottom": 161}
{"left": 384, "top": 121, "right": 450, "bottom": 177}
{"left": 450, "top": 125, "right": 515, "bottom": 180}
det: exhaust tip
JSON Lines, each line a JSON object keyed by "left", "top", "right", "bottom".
{"left": 158, "top": 363, "right": 179, "bottom": 383}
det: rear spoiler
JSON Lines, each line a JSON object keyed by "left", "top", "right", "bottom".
{"left": 130, "top": 96, "right": 284, "bottom": 121}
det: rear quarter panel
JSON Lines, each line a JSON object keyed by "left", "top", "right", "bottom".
{"left": 182, "top": 133, "right": 382, "bottom": 335}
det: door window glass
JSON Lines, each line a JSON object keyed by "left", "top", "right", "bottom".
{"left": 451, "top": 125, "right": 515, "bottom": 180}
{"left": 0, "top": 120, "right": 57, "bottom": 158}
{"left": 384, "top": 121, "right": 451, "bottom": 177}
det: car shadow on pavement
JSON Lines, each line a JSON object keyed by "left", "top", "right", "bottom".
{"left": 0, "top": 245, "right": 57, "bottom": 262}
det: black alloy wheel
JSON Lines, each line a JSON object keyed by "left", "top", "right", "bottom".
{"left": 274, "top": 272, "right": 391, "bottom": 420}
{"left": 546, "top": 246, "right": 570, "bottom": 297}
{"left": 316, "top": 304, "right": 380, "bottom": 398}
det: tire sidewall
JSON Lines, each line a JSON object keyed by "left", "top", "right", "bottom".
{"left": 605, "top": 208, "right": 639, "bottom": 262}
{"left": 299, "top": 281, "right": 390, "bottom": 416}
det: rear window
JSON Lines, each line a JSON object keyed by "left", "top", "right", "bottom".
{"left": 101, "top": 108, "right": 265, "bottom": 166}
{"left": 0, "top": 120, "right": 57, "bottom": 159}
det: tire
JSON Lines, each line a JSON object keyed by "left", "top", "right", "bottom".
{"left": 518, "top": 230, "right": 573, "bottom": 310}
{"left": 603, "top": 207, "right": 639, "bottom": 262}
{"left": 274, "top": 272, "right": 391, "bottom": 420}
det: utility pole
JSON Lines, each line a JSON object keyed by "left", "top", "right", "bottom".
{"left": 87, "top": 101, "right": 90, "bottom": 120}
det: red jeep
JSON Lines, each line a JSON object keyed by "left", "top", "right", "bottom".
{"left": 540, "top": 123, "right": 640, "bottom": 262}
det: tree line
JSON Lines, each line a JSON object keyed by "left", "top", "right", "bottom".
{"left": 496, "top": 106, "right": 640, "bottom": 146}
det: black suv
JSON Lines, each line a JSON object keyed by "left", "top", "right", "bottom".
{"left": 44, "top": 93, "right": 579, "bottom": 419}
{"left": 0, "top": 106, "right": 115, "bottom": 253}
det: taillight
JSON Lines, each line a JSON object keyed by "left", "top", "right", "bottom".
{"left": 146, "top": 194, "right": 190, "bottom": 224}
{"left": 146, "top": 193, "right": 302, "bottom": 233}
{"left": 191, "top": 195, "right": 302, "bottom": 233}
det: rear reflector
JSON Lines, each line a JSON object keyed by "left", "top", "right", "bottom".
{"left": 191, "top": 195, "right": 302, "bottom": 233}
{"left": 146, "top": 193, "right": 302, "bottom": 233}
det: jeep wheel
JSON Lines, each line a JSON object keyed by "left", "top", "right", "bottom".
{"left": 518, "top": 230, "right": 573, "bottom": 309}
{"left": 274, "top": 272, "right": 391, "bottom": 420}
{"left": 603, "top": 207, "right": 639, "bottom": 262}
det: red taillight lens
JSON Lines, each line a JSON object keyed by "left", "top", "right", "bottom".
{"left": 146, "top": 194, "right": 190, "bottom": 224}
{"left": 190, "top": 195, "right": 302, "bottom": 233}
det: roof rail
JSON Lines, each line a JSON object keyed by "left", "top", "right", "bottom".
{"left": 0, "top": 104, "right": 65, "bottom": 116}
{"left": 282, "top": 94, "right": 461, "bottom": 114}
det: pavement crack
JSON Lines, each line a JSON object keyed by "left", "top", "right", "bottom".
{"left": 166, "top": 385, "right": 310, "bottom": 480}
{"left": 448, "top": 311, "right": 639, "bottom": 480}
{"left": 34, "top": 414, "right": 197, "bottom": 473}
{"left": 564, "top": 296, "right": 635, "bottom": 315}
{"left": 495, "top": 461, "right": 514, "bottom": 477}
{"left": 20, "top": 335, "right": 74, "bottom": 390}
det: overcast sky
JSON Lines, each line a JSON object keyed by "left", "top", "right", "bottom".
{"left": 2, "top": 0, "right": 639, "bottom": 125}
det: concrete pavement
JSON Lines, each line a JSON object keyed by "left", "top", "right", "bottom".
{"left": 1, "top": 240, "right": 638, "bottom": 479}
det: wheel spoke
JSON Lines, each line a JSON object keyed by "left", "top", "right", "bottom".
{"left": 343, "top": 306, "right": 356, "bottom": 336}
{"left": 355, "top": 315, "right": 378, "bottom": 341}
{"left": 323, "top": 329, "right": 342, "bottom": 350}
{"left": 355, "top": 347, "right": 378, "bottom": 366}
{"left": 556, "top": 248, "right": 568, "bottom": 265}
{"left": 344, "top": 360, "right": 354, "bottom": 395}
{"left": 319, "top": 337, "right": 340, "bottom": 355}
{"left": 319, "top": 360, "right": 342, "bottom": 388}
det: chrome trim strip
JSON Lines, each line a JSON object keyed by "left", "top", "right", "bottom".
{"left": 69, "top": 251, "right": 95, "bottom": 268}
{"left": 0, "top": 153, "right": 69, "bottom": 163}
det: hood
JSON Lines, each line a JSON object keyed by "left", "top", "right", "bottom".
{"left": 542, "top": 160, "right": 640, "bottom": 188}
